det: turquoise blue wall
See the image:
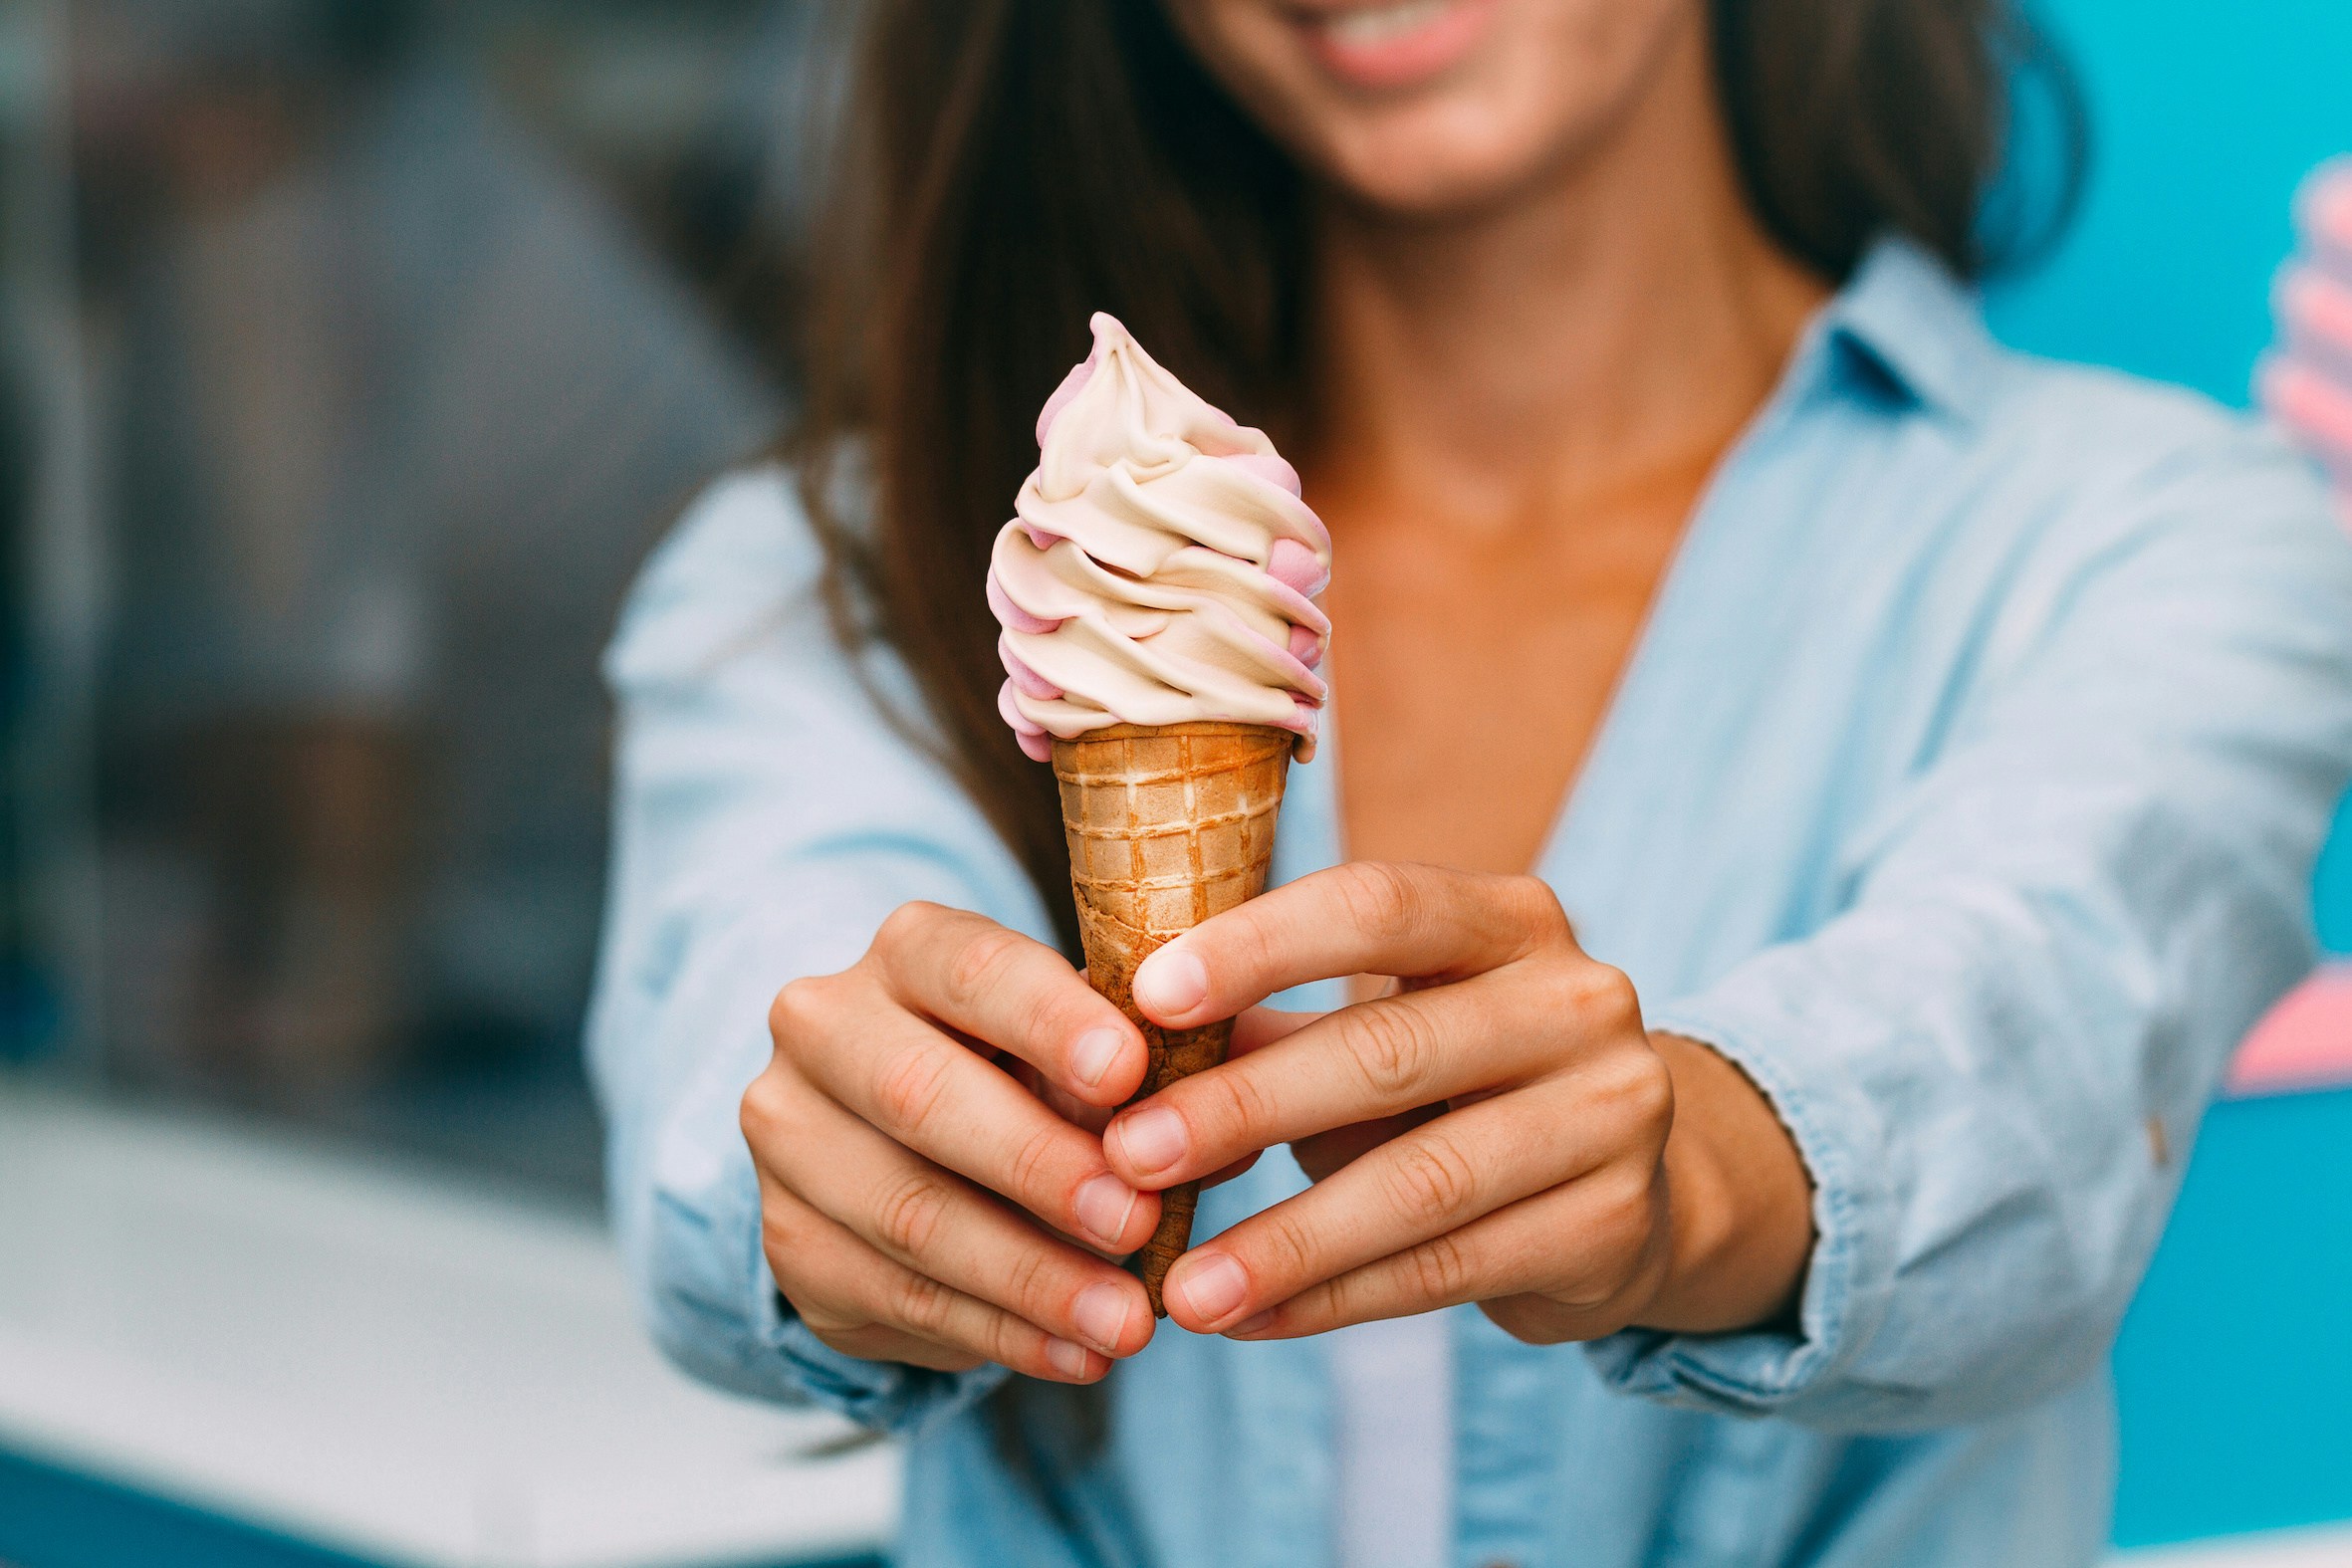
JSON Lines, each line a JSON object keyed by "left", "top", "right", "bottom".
{"left": 1980, "top": 0, "right": 2352, "bottom": 1547}
{"left": 1985, "top": 1, "right": 2351, "bottom": 408}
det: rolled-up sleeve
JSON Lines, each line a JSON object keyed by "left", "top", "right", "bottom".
{"left": 586, "top": 467, "right": 1046, "bottom": 1433}
{"left": 1588, "top": 433, "right": 2352, "bottom": 1431}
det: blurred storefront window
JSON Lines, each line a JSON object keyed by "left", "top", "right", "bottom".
{"left": 6, "top": 0, "right": 827, "bottom": 1197}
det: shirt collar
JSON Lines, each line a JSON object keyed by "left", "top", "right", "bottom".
{"left": 1803, "top": 234, "right": 2000, "bottom": 425}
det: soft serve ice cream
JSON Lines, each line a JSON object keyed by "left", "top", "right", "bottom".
{"left": 989, "top": 314, "right": 1331, "bottom": 762}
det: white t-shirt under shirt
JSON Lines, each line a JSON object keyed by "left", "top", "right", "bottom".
{"left": 1328, "top": 1310, "right": 1454, "bottom": 1568}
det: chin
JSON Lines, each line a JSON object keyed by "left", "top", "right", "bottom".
{"left": 1309, "top": 102, "right": 1582, "bottom": 219}
{"left": 1167, "top": 0, "right": 1698, "bottom": 220}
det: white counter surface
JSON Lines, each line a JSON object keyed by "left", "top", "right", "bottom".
{"left": 0, "top": 1082, "right": 895, "bottom": 1568}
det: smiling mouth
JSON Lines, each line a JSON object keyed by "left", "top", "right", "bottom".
{"left": 1318, "top": 0, "right": 1454, "bottom": 47}
{"left": 1293, "top": 0, "right": 1497, "bottom": 90}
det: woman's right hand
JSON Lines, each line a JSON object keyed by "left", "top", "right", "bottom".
{"left": 741, "top": 902, "right": 1163, "bottom": 1383}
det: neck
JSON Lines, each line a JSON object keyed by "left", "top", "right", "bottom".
{"left": 1301, "top": 19, "right": 1829, "bottom": 533}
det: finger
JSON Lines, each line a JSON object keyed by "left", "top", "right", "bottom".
{"left": 1105, "top": 962, "right": 1634, "bottom": 1188}
{"left": 2279, "top": 266, "right": 2352, "bottom": 360}
{"left": 1130, "top": 863, "right": 1568, "bottom": 1029}
{"left": 763, "top": 1184, "right": 982, "bottom": 1372}
{"left": 876, "top": 903, "right": 1147, "bottom": 1104}
{"left": 757, "top": 1000, "right": 1155, "bottom": 1254}
{"left": 1222, "top": 1165, "right": 1669, "bottom": 1341}
{"left": 758, "top": 1182, "right": 1109, "bottom": 1381}
{"left": 1186, "top": 1008, "right": 1306, "bottom": 1192}
{"left": 2262, "top": 356, "right": 2352, "bottom": 464}
{"left": 2301, "top": 159, "right": 2352, "bottom": 260}
{"left": 770, "top": 1095, "right": 1155, "bottom": 1358}
{"left": 1154, "top": 1080, "right": 1606, "bottom": 1332}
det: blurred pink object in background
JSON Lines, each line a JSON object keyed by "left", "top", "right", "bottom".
{"left": 2227, "top": 965, "right": 2352, "bottom": 1097}
{"left": 2258, "top": 156, "right": 2352, "bottom": 523}
{"left": 2239, "top": 159, "right": 2352, "bottom": 1099}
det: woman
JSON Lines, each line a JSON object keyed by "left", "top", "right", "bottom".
{"left": 588, "top": 4, "right": 2352, "bottom": 1565}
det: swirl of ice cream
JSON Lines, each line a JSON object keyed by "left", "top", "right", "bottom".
{"left": 988, "top": 314, "right": 1331, "bottom": 764}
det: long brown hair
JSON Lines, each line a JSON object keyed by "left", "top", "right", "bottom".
{"left": 791, "top": 0, "right": 2083, "bottom": 954}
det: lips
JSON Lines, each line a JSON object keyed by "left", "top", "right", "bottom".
{"left": 1293, "top": 0, "right": 1499, "bottom": 91}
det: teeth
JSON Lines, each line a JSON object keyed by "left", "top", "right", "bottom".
{"left": 1320, "top": 0, "right": 1454, "bottom": 48}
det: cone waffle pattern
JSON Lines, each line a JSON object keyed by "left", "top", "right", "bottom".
{"left": 1052, "top": 722, "right": 1291, "bottom": 1315}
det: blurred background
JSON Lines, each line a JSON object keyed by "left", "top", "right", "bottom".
{"left": 0, "top": 1, "right": 2346, "bottom": 1565}
{"left": 4, "top": 0, "right": 812, "bottom": 1192}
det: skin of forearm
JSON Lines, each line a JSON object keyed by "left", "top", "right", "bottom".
{"left": 1637, "top": 1032, "right": 1816, "bottom": 1335}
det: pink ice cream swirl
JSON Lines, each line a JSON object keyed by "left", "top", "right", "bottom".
{"left": 987, "top": 313, "right": 1332, "bottom": 764}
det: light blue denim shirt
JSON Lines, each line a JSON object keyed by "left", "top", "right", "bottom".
{"left": 588, "top": 239, "right": 2352, "bottom": 1568}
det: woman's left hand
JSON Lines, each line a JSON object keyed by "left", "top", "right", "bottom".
{"left": 1100, "top": 862, "right": 1815, "bottom": 1344}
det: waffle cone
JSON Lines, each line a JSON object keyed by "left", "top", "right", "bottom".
{"left": 1052, "top": 721, "right": 1292, "bottom": 1315}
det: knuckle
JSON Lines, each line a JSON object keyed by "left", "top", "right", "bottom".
{"left": 1629, "top": 1054, "right": 1676, "bottom": 1138}
{"left": 767, "top": 976, "right": 828, "bottom": 1047}
{"left": 739, "top": 1068, "right": 793, "bottom": 1148}
{"left": 1279, "top": 1276, "right": 1341, "bottom": 1334}
{"left": 1580, "top": 1249, "right": 1644, "bottom": 1309}
{"left": 944, "top": 924, "right": 1028, "bottom": 1010}
{"left": 1382, "top": 1134, "right": 1481, "bottom": 1230}
{"left": 871, "top": 1169, "right": 955, "bottom": 1259}
{"left": 875, "top": 900, "right": 944, "bottom": 952}
{"left": 1336, "top": 860, "right": 1423, "bottom": 941}
{"left": 1349, "top": 1003, "right": 1439, "bottom": 1102}
{"left": 872, "top": 1042, "right": 952, "bottom": 1138}
{"left": 1505, "top": 875, "right": 1571, "bottom": 941}
{"left": 1611, "top": 1165, "right": 1667, "bottom": 1241}
{"left": 1000, "top": 1245, "right": 1058, "bottom": 1321}
{"left": 1223, "top": 906, "right": 1287, "bottom": 993}
{"left": 988, "top": 1310, "right": 1046, "bottom": 1375}
{"left": 1195, "top": 1064, "right": 1277, "bottom": 1154}
{"left": 888, "top": 1268, "right": 960, "bottom": 1338}
{"left": 1404, "top": 1231, "right": 1480, "bottom": 1304}
{"left": 1255, "top": 1209, "right": 1323, "bottom": 1291}
{"left": 1002, "top": 1121, "right": 1068, "bottom": 1203}
{"left": 1598, "top": 1048, "right": 1676, "bottom": 1142}
{"left": 1576, "top": 963, "right": 1644, "bottom": 1030}
{"left": 1580, "top": 1174, "right": 1663, "bottom": 1292}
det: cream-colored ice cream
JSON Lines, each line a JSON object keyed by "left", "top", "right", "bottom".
{"left": 988, "top": 314, "right": 1331, "bottom": 762}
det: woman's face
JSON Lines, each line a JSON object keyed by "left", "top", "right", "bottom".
{"left": 1162, "top": 0, "right": 1707, "bottom": 219}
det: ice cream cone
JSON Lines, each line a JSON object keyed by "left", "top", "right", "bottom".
{"left": 1052, "top": 721, "right": 1292, "bottom": 1315}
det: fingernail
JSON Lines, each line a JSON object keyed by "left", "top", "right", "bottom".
{"left": 1172, "top": 1253, "right": 1248, "bottom": 1325}
{"left": 1113, "top": 1107, "right": 1187, "bottom": 1177}
{"left": 1074, "top": 1173, "right": 1140, "bottom": 1247}
{"left": 1133, "top": 949, "right": 1209, "bottom": 1017}
{"left": 1229, "top": 1309, "right": 1276, "bottom": 1337}
{"left": 1071, "top": 1026, "right": 1127, "bottom": 1088}
{"left": 1072, "top": 1281, "right": 1132, "bottom": 1353}
{"left": 1045, "top": 1337, "right": 1092, "bottom": 1379}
